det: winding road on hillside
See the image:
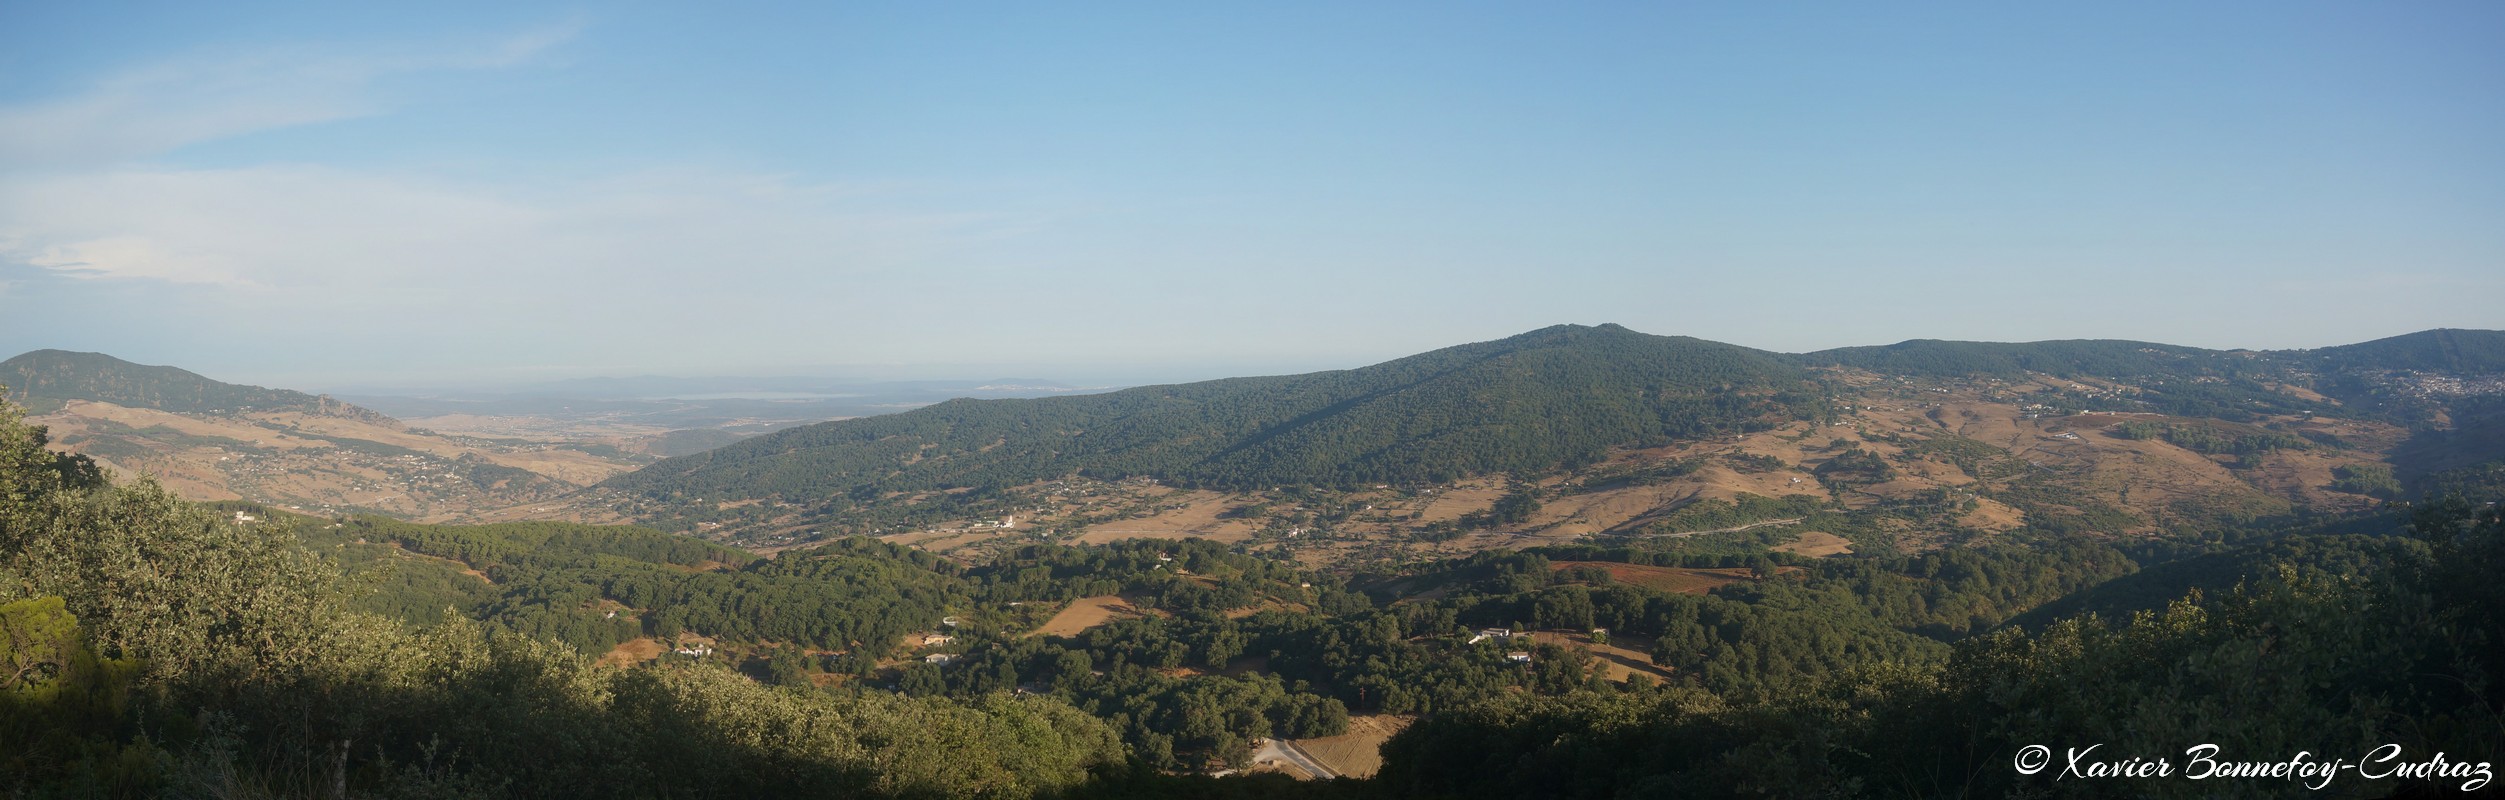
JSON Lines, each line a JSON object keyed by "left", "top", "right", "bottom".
{"left": 1491, "top": 515, "right": 1806, "bottom": 541}
{"left": 1638, "top": 517, "right": 1805, "bottom": 538}
{"left": 1252, "top": 738, "right": 1339, "bottom": 779}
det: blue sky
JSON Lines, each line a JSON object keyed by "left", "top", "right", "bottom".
{"left": 3, "top": 1, "right": 2500, "bottom": 389}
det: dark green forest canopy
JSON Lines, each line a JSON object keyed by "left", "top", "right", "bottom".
{"left": 1803, "top": 338, "right": 2341, "bottom": 421}
{"left": 311, "top": 513, "right": 1333, "bottom": 666}
{"left": 1802, "top": 329, "right": 2505, "bottom": 379}
{"left": 604, "top": 326, "right": 2504, "bottom": 525}
{"left": 1374, "top": 503, "right": 2505, "bottom": 799}
{"left": 1802, "top": 338, "right": 2246, "bottom": 379}
{"left": 606, "top": 324, "right": 1818, "bottom": 501}
{"left": 0, "top": 400, "right": 1137, "bottom": 798}
{"left": 0, "top": 349, "right": 364, "bottom": 417}
{"left": 6, "top": 385, "right": 2502, "bottom": 797}
{"left": 0, "top": 431, "right": 2183, "bottom": 782}
{"left": 11, "top": 323, "right": 2505, "bottom": 797}
{"left": 2308, "top": 328, "right": 2505, "bottom": 373}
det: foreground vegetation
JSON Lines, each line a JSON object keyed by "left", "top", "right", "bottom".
{"left": 1381, "top": 506, "right": 2505, "bottom": 797}
{"left": 2, "top": 400, "right": 1139, "bottom": 798}
{"left": 7, "top": 386, "right": 2502, "bottom": 797}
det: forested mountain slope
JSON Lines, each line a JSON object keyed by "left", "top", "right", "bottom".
{"left": 0, "top": 396, "right": 1146, "bottom": 799}
{"left": 2309, "top": 327, "right": 2505, "bottom": 373}
{"left": 1805, "top": 329, "right": 2505, "bottom": 379}
{"left": 603, "top": 326, "right": 2505, "bottom": 554}
{"left": 0, "top": 349, "right": 685, "bottom": 521}
{"left": 1801, "top": 336, "right": 2341, "bottom": 421}
{"left": 1801, "top": 337, "right": 2241, "bottom": 379}
{"left": 7, "top": 389, "right": 2498, "bottom": 797}
{"left": 1, "top": 349, "right": 383, "bottom": 420}
{"left": 608, "top": 324, "right": 1817, "bottom": 500}
{"left": 1378, "top": 520, "right": 2501, "bottom": 798}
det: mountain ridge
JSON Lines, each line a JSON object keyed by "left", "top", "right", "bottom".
{"left": 2, "top": 349, "right": 657, "bottom": 521}
{"left": 2309, "top": 327, "right": 2505, "bottom": 373}
{"left": 603, "top": 323, "right": 1817, "bottom": 502}
{"left": 601, "top": 325, "right": 2505, "bottom": 541}
{"left": 1, "top": 349, "right": 392, "bottom": 424}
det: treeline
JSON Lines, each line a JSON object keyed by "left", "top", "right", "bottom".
{"left": 0, "top": 349, "right": 347, "bottom": 416}
{"left": 2330, "top": 463, "right": 2402, "bottom": 498}
{"left": 0, "top": 385, "right": 1378, "bottom": 784}
{"left": 305, "top": 519, "right": 973, "bottom": 660}
{"left": 888, "top": 532, "right": 2144, "bottom": 768}
{"left": 2002, "top": 527, "right": 2430, "bottom": 629}
{"left": 1636, "top": 493, "right": 1825, "bottom": 535}
{"left": 1804, "top": 338, "right": 2245, "bottom": 380}
{"left": 342, "top": 524, "right": 1362, "bottom": 770}
{"left": 0, "top": 350, "right": 398, "bottom": 429}
{"left": 1394, "top": 541, "right": 2132, "bottom": 698}
{"left": 2310, "top": 328, "right": 2505, "bottom": 373}
{"left": 319, "top": 520, "right": 1338, "bottom": 662}
{"left": 901, "top": 603, "right": 1603, "bottom": 767}
{"left": 1374, "top": 502, "right": 2504, "bottom": 798}
{"left": 1803, "top": 338, "right": 2345, "bottom": 422}
{"left": 898, "top": 623, "right": 1356, "bottom": 770}
{"left": 2111, "top": 418, "right": 2312, "bottom": 459}
{"left": 1567, "top": 456, "right": 1703, "bottom": 492}
{"left": 335, "top": 517, "right": 754, "bottom": 570}
{"left": 1, "top": 398, "right": 1135, "bottom": 799}
{"left": 1419, "top": 538, "right": 2135, "bottom": 640}
{"left": 14, "top": 375, "right": 2497, "bottom": 796}
{"left": 969, "top": 538, "right": 1330, "bottom": 607}
{"left": 605, "top": 325, "right": 2505, "bottom": 537}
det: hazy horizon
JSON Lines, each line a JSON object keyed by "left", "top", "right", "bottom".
{"left": 6, "top": 3, "right": 2500, "bottom": 388}
{"left": 11, "top": 320, "right": 2494, "bottom": 399}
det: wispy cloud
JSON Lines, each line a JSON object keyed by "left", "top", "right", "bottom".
{"left": 0, "top": 164, "right": 1022, "bottom": 292}
{"left": 0, "top": 161, "right": 1068, "bottom": 380}
{"left": 0, "top": 18, "right": 1094, "bottom": 375}
{"left": 0, "top": 21, "right": 581, "bottom": 169}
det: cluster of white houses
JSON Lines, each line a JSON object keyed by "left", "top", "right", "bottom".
{"left": 1462, "top": 628, "right": 1537, "bottom": 662}
{"left": 917, "top": 617, "right": 969, "bottom": 665}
